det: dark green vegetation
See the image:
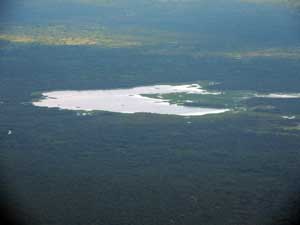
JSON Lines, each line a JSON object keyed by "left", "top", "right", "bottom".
{"left": 1, "top": 1, "right": 300, "bottom": 225}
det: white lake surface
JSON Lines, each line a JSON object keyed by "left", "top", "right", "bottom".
{"left": 33, "top": 84, "right": 229, "bottom": 116}
{"left": 282, "top": 115, "right": 296, "bottom": 120}
{"left": 256, "top": 93, "right": 300, "bottom": 99}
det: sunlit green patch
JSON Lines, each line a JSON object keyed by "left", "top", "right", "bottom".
{"left": 219, "top": 47, "right": 300, "bottom": 60}
{"left": 0, "top": 24, "right": 187, "bottom": 49}
{"left": 0, "top": 24, "right": 141, "bottom": 48}
{"left": 145, "top": 46, "right": 300, "bottom": 60}
{"left": 3, "top": 23, "right": 300, "bottom": 59}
